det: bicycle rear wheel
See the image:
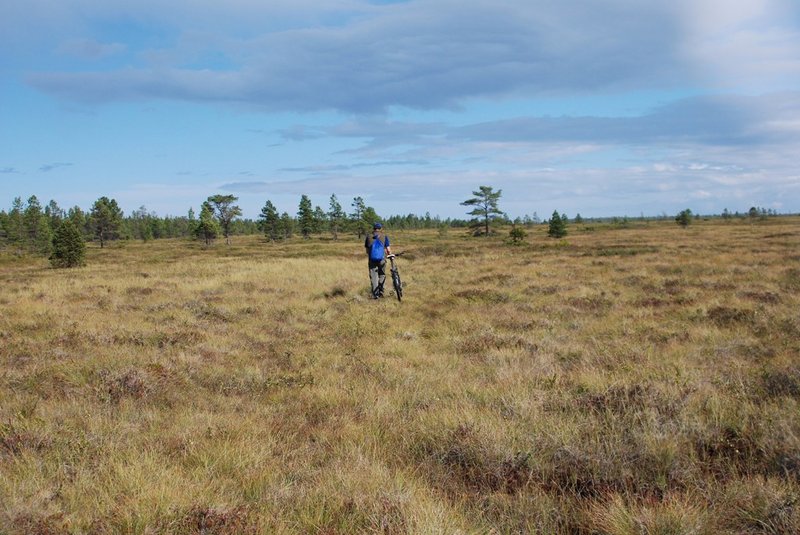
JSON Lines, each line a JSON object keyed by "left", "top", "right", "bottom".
{"left": 391, "top": 268, "right": 403, "bottom": 302}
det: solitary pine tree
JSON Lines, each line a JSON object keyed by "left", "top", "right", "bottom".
{"left": 461, "top": 186, "right": 503, "bottom": 236}
{"left": 548, "top": 210, "right": 567, "bottom": 238}
{"left": 207, "top": 194, "right": 242, "bottom": 245}
{"left": 259, "top": 200, "right": 281, "bottom": 241}
{"left": 50, "top": 220, "right": 85, "bottom": 268}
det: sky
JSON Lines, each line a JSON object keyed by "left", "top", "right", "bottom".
{"left": 1, "top": 0, "right": 799, "bottom": 220}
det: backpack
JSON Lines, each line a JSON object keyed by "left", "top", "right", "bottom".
{"left": 366, "top": 234, "right": 386, "bottom": 262}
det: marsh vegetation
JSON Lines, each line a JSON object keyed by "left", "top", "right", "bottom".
{"left": 1, "top": 218, "right": 799, "bottom": 533}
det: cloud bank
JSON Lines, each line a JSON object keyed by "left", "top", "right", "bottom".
{"left": 18, "top": 1, "right": 689, "bottom": 111}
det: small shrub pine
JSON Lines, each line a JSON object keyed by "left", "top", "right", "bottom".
{"left": 675, "top": 208, "right": 692, "bottom": 227}
{"left": 50, "top": 220, "right": 86, "bottom": 268}
{"left": 508, "top": 225, "right": 527, "bottom": 245}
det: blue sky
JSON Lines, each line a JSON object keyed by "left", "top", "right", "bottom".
{"left": 1, "top": 0, "right": 799, "bottom": 219}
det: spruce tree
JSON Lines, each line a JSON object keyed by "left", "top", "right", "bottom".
{"left": 547, "top": 210, "right": 567, "bottom": 238}
{"left": 50, "top": 220, "right": 86, "bottom": 268}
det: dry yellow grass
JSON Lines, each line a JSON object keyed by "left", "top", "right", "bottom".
{"left": 1, "top": 218, "right": 799, "bottom": 533}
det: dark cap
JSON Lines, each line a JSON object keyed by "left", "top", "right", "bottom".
{"left": 373, "top": 222, "right": 382, "bottom": 229}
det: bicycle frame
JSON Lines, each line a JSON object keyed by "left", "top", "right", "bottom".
{"left": 387, "top": 253, "right": 403, "bottom": 302}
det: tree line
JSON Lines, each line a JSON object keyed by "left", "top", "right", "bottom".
{"left": 0, "top": 193, "right": 477, "bottom": 255}
{"left": 0, "top": 188, "right": 785, "bottom": 263}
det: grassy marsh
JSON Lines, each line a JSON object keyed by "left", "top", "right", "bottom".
{"left": 1, "top": 218, "right": 799, "bottom": 533}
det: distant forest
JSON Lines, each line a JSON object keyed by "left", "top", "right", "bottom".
{"left": 0, "top": 193, "right": 474, "bottom": 255}
{"left": 0, "top": 192, "right": 786, "bottom": 256}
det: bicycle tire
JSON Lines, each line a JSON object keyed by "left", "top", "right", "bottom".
{"left": 391, "top": 269, "right": 403, "bottom": 302}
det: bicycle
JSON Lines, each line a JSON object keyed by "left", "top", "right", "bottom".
{"left": 387, "top": 253, "right": 404, "bottom": 302}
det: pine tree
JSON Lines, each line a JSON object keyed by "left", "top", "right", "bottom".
{"left": 0, "top": 210, "right": 7, "bottom": 245}
{"left": 460, "top": 186, "right": 503, "bottom": 236}
{"left": 90, "top": 196, "right": 123, "bottom": 248}
{"left": 675, "top": 209, "right": 692, "bottom": 227}
{"left": 130, "top": 205, "right": 154, "bottom": 241}
{"left": 45, "top": 200, "right": 65, "bottom": 233}
{"left": 350, "top": 197, "right": 368, "bottom": 238}
{"left": 327, "top": 194, "right": 345, "bottom": 240}
{"left": 5, "top": 197, "right": 24, "bottom": 251}
{"left": 547, "top": 210, "right": 567, "bottom": 238}
{"left": 24, "top": 196, "right": 53, "bottom": 255}
{"left": 50, "top": 220, "right": 86, "bottom": 268}
{"left": 259, "top": 200, "right": 281, "bottom": 241}
{"left": 508, "top": 224, "right": 527, "bottom": 245}
{"left": 195, "top": 201, "right": 220, "bottom": 246}
{"left": 280, "top": 212, "right": 294, "bottom": 239}
{"left": 313, "top": 206, "right": 327, "bottom": 235}
{"left": 67, "top": 206, "right": 88, "bottom": 239}
{"left": 207, "top": 194, "right": 242, "bottom": 245}
{"left": 363, "top": 206, "right": 380, "bottom": 230}
{"left": 297, "top": 194, "right": 314, "bottom": 239}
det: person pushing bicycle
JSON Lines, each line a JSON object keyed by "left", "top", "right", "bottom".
{"left": 365, "top": 222, "right": 392, "bottom": 299}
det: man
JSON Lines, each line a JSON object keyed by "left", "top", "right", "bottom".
{"left": 365, "top": 222, "right": 392, "bottom": 299}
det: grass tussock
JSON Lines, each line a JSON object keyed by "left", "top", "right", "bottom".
{"left": 1, "top": 218, "right": 799, "bottom": 533}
